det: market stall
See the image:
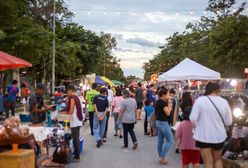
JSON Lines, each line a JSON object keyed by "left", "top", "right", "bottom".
{"left": 100, "top": 76, "right": 115, "bottom": 86}
{"left": 158, "top": 58, "right": 221, "bottom": 82}
{"left": 111, "top": 80, "right": 123, "bottom": 86}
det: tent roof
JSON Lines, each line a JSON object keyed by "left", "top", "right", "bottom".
{"left": 0, "top": 51, "right": 32, "bottom": 70}
{"left": 95, "top": 76, "right": 107, "bottom": 85}
{"left": 101, "top": 76, "right": 114, "bottom": 86}
{"left": 159, "top": 58, "right": 221, "bottom": 82}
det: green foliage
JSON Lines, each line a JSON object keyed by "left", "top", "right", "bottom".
{"left": 143, "top": 0, "right": 248, "bottom": 80}
{"left": 0, "top": 0, "right": 125, "bottom": 85}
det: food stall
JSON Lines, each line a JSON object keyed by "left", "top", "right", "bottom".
{"left": 159, "top": 58, "right": 248, "bottom": 167}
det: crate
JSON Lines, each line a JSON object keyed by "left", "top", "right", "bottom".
{"left": 19, "top": 113, "right": 31, "bottom": 123}
{"left": 0, "top": 149, "right": 35, "bottom": 168}
{"left": 73, "top": 137, "right": 84, "bottom": 155}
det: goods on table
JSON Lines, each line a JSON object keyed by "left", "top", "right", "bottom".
{"left": 0, "top": 117, "right": 29, "bottom": 142}
{"left": 0, "top": 149, "right": 35, "bottom": 168}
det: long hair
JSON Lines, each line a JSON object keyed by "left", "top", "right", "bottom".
{"left": 181, "top": 92, "right": 193, "bottom": 110}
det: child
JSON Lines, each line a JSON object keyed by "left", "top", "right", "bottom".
{"left": 176, "top": 105, "right": 200, "bottom": 168}
{"left": 144, "top": 100, "right": 155, "bottom": 136}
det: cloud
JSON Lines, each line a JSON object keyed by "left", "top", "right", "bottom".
{"left": 126, "top": 37, "right": 162, "bottom": 47}
{"left": 65, "top": 0, "right": 216, "bottom": 78}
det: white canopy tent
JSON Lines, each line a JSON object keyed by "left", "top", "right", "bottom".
{"left": 158, "top": 58, "right": 221, "bottom": 82}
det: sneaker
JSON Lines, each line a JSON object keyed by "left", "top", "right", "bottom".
{"left": 175, "top": 148, "right": 180, "bottom": 153}
{"left": 119, "top": 135, "right": 123, "bottom": 139}
{"left": 103, "top": 137, "right": 107, "bottom": 143}
{"left": 96, "top": 140, "right": 103, "bottom": 148}
{"left": 91, "top": 132, "right": 94, "bottom": 136}
{"left": 144, "top": 132, "right": 150, "bottom": 136}
{"left": 114, "top": 134, "right": 118, "bottom": 137}
{"left": 121, "top": 146, "right": 128, "bottom": 149}
{"left": 132, "top": 142, "right": 138, "bottom": 150}
{"left": 72, "top": 158, "right": 80, "bottom": 162}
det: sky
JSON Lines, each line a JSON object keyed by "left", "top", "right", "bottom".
{"left": 64, "top": 0, "right": 244, "bottom": 78}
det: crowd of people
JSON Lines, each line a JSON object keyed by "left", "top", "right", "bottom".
{"left": 0, "top": 80, "right": 233, "bottom": 167}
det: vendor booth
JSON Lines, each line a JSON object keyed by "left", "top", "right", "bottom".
{"left": 158, "top": 58, "right": 221, "bottom": 82}
{"left": 158, "top": 58, "right": 248, "bottom": 167}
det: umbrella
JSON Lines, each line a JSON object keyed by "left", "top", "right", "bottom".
{"left": 95, "top": 76, "right": 107, "bottom": 85}
{"left": 101, "top": 76, "right": 115, "bottom": 86}
{"left": 111, "top": 80, "right": 123, "bottom": 86}
{"left": 0, "top": 51, "right": 32, "bottom": 70}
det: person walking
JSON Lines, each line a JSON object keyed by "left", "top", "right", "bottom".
{"left": 103, "top": 85, "right": 114, "bottom": 142}
{"left": 62, "top": 86, "right": 83, "bottom": 162}
{"left": 144, "top": 100, "right": 155, "bottom": 136}
{"left": 85, "top": 83, "right": 99, "bottom": 135}
{"left": 168, "top": 88, "right": 177, "bottom": 126}
{"left": 93, "top": 88, "right": 109, "bottom": 148}
{"left": 144, "top": 84, "right": 155, "bottom": 135}
{"left": 176, "top": 92, "right": 200, "bottom": 168}
{"left": 155, "top": 88, "right": 174, "bottom": 165}
{"left": 5, "top": 80, "right": 19, "bottom": 118}
{"left": 134, "top": 83, "right": 145, "bottom": 120}
{"left": 118, "top": 90, "right": 138, "bottom": 150}
{"left": 112, "top": 88, "right": 123, "bottom": 138}
{"left": 190, "top": 82, "right": 232, "bottom": 168}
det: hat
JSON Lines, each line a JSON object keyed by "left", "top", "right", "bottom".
{"left": 122, "top": 89, "right": 130, "bottom": 96}
{"left": 36, "top": 83, "right": 46, "bottom": 90}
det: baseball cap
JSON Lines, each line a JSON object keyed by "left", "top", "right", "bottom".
{"left": 36, "top": 83, "right": 46, "bottom": 90}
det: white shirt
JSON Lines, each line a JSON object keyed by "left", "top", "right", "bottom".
{"left": 190, "top": 95, "right": 232, "bottom": 143}
{"left": 70, "top": 96, "right": 83, "bottom": 128}
{"left": 108, "top": 89, "right": 114, "bottom": 111}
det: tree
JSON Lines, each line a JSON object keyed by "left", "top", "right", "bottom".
{"left": 143, "top": 0, "right": 248, "bottom": 79}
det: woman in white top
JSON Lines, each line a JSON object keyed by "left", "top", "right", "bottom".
{"left": 190, "top": 82, "right": 232, "bottom": 168}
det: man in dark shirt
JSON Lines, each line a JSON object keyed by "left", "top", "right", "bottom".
{"left": 93, "top": 87, "right": 109, "bottom": 148}
{"left": 135, "top": 83, "right": 145, "bottom": 120}
{"left": 29, "top": 83, "right": 50, "bottom": 125}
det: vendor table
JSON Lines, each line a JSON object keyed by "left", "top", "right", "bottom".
{"left": 223, "top": 158, "right": 248, "bottom": 168}
{"left": 0, "top": 149, "right": 35, "bottom": 168}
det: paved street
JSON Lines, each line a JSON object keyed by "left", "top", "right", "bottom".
{"left": 67, "top": 113, "right": 182, "bottom": 168}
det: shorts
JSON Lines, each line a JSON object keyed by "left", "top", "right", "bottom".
{"left": 196, "top": 141, "right": 225, "bottom": 150}
{"left": 181, "top": 149, "right": 200, "bottom": 165}
{"left": 150, "top": 115, "right": 156, "bottom": 128}
{"left": 136, "top": 102, "right": 143, "bottom": 109}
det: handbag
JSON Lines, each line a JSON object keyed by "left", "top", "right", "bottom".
{"left": 52, "top": 145, "right": 69, "bottom": 164}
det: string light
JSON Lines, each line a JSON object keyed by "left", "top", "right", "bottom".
{"left": 69, "top": 8, "right": 248, "bottom": 16}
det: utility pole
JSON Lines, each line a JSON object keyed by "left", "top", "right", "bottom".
{"left": 104, "top": 54, "right": 106, "bottom": 77}
{"left": 52, "top": 0, "right": 56, "bottom": 93}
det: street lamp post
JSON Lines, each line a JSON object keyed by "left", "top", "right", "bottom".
{"left": 52, "top": 0, "right": 56, "bottom": 93}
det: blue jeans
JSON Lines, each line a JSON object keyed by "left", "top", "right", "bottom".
{"left": 113, "top": 113, "right": 122, "bottom": 131}
{"left": 155, "top": 120, "right": 174, "bottom": 158}
{"left": 93, "top": 112, "right": 107, "bottom": 141}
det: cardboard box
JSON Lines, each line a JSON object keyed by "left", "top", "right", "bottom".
{"left": 0, "top": 149, "right": 35, "bottom": 168}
